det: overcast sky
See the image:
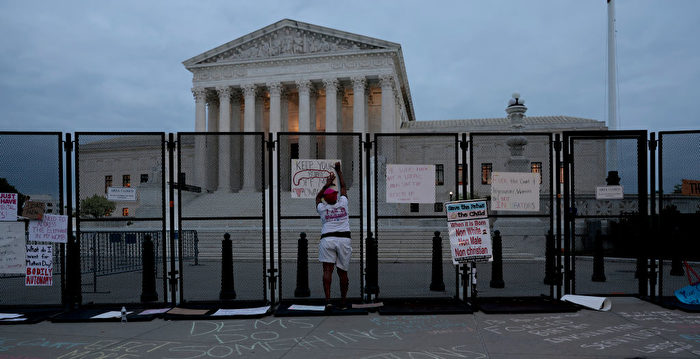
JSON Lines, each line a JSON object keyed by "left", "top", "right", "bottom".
{"left": 1, "top": 0, "right": 698, "bottom": 134}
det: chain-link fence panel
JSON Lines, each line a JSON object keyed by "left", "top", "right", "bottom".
{"left": 658, "top": 131, "right": 700, "bottom": 298}
{"left": 75, "top": 132, "right": 167, "bottom": 304}
{"left": 0, "top": 132, "right": 64, "bottom": 306}
{"left": 277, "top": 133, "right": 363, "bottom": 302}
{"left": 566, "top": 132, "right": 648, "bottom": 296}
{"left": 374, "top": 133, "right": 459, "bottom": 299}
{"left": 469, "top": 133, "right": 554, "bottom": 298}
{"left": 177, "top": 132, "right": 266, "bottom": 303}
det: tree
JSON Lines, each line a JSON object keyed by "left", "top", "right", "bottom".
{"left": 80, "top": 195, "right": 115, "bottom": 218}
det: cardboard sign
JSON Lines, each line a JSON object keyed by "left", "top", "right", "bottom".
{"left": 490, "top": 172, "right": 540, "bottom": 211}
{"left": 0, "top": 193, "right": 18, "bottom": 221}
{"left": 25, "top": 244, "right": 53, "bottom": 286}
{"left": 386, "top": 164, "right": 436, "bottom": 203}
{"left": 681, "top": 179, "right": 700, "bottom": 197}
{"left": 0, "top": 222, "right": 26, "bottom": 274}
{"left": 21, "top": 201, "right": 46, "bottom": 220}
{"left": 290, "top": 159, "right": 339, "bottom": 198}
{"left": 107, "top": 187, "right": 137, "bottom": 201}
{"left": 28, "top": 214, "right": 68, "bottom": 243}
{"left": 445, "top": 199, "right": 492, "bottom": 263}
{"left": 596, "top": 185, "right": 624, "bottom": 199}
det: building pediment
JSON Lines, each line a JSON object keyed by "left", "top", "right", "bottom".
{"left": 184, "top": 19, "right": 399, "bottom": 67}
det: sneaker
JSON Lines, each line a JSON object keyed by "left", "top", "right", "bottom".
{"left": 325, "top": 303, "right": 333, "bottom": 312}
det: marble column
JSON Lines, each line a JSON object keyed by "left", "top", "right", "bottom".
{"left": 296, "top": 79, "right": 313, "bottom": 159}
{"left": 206, "top": 94, "right": 219, "bottom": 192}
{"left": 351, "top": 76, "right": 367, "bottom": 185}
{"left": 230, "top": 93, "right": 242, "bottom": 191}
{"left": 268, "top": 82, "right": 283, "bottom": 134}
{"left": 192, "top": 87, "right": 207, "bottom": 189}
{"left": 242, "top": 84, "right": 257, "bottom": 191}
{"left": 217, "top": 86, "right": 232, "bottom": 192}
{"left": 323, "top": 78, "right": 340, "bottom": 160}
{"left": 380, "top": 74, "right": 396, "bottom": 133}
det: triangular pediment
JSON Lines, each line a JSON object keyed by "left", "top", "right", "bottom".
{"left": 184, "top": 19, "right": 399, "bottom": 66}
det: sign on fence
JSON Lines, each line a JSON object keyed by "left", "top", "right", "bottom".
{"left": 28, "top": 214, "right": 68, "bottom": 243}
{"left": 21, "top": 201, "right": 46, "bottom": 220}
{"left": 596, "top": 185, "right": 624, "bottom": 199}
{"left": 0, "top": 222, "right": 25, "bottom": 274}
{"left": 25, "top": 244, "right": 52, "bottom": 286}
{"left": 107, "top": 187, "right": 137, "bottom": 201}
{"left": 490, "top": 172, "right": 540, "bottom": 211}
{"left": 682, "top": 179, "right": 700, "bottom": 197}
{"left": 386, "top": 164, "right": 436, "bottom": 203}
{"left": 290, "top": 159, "right": 339, "bottom": 198}
{"left": 445, "top": 199, "right": 492, "bottom": 263}
{"left": 0, "top": 193, "right": 18, "bottom": 221}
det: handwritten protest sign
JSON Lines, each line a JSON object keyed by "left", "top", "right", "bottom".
{"left": 21, "top": 201, "right": 46, "bottom": 220}
{"left": 386, "top": 164, "right": 435, "bottom": 203}
{"left": 290, "top": 159, "right": 339, "bottom": 198}
{"left": 0, "top": 222, "right": 26, "bottom": 274}
{"left": 445, "top": 200, "right": 492, "bottom": 263}
{"left": 25, "top": 244, "right": 53, "bottom": 286}
{"left": 107, "top": 187, "right": 137, "bottom": 201}
{"left": 28, "top": 214, "right": 68, "bottom": 243}
{"left": 490, "top": 172, "right": 540, "bottom": 211}
{"left": 0, "top": 193, "right": 18, "bottom": 221}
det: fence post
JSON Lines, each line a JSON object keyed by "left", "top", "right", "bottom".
{"left": 544, "top": 230, "right": 556, "bottom": 285}
{"left": 430, "top": 231, "right": 445, "bottom": 291}
{"left": 294, "top": 232, "right": 310, "bottom": 297}
{"left": 591, "top": 230, "right": 607, "bottom": 282}
{"left": 490, "top": 230, "right": 505, "bottom": 288}
{"left": 220, "top": 233, "right": 236, "bottom": 300}
{"left": 140, "top": 235, "right": 158, "bottom": 302}
{"left": 365, "top": 231, "right": 379, "bottom": 296}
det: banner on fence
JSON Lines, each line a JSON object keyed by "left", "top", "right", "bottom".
{"left": 28, "top": 214, "right": 68, "bottom": 243}
{"left": 0, "top": 193, "right": 18, "bottom": 221}
{"left": 25, "top": 244, "right": 52, "bottom": 286}
{"left": 0, "top": 222, "right": 26, "bottom": 274}
{"left": 682, "top": 179, "right": 700, "bottom": 197}
{"left": 445, "top": 199, "right": 492, "bottom": 263}
{"left": 291, "top": 159, "right": 339, "bottom": 198}
{"left": 596, "top": 185, "right": 624, "bottom": 199}
{"left": 490, "top": 172, "right": 540, "bottom": 211}
{"left": 386, "top": 164, "right": 436, "bottom": 203}
{"left": 107, "top": 187, "right": 137, "bottom": 201}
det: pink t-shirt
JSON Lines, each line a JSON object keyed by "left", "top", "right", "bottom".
{"left": 316, "top": 195, "right": 350, "bottom": 234}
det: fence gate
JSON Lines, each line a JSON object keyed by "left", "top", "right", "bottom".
{"left": 176, "top": 132, "right": 268, "bottom": 304}
{"left": 75, "top": 132, "right": 167, "bottom": 305}
{"left": 276, "top": 132, "right": 363, "bottom": 303}
{"left": 373, "top": 133, "right": 459, "bottom": 300}
{"left": 0, "top": 132, "right": 65, "bottom": 306}
{"left": 563, "top": 130, "right": 648, "bottom": 296}
{"left": 656, "top": 130, "right": 700, "bottom": 300}
{"left": 469, "top": 132, "right": 556, "bottom": 300}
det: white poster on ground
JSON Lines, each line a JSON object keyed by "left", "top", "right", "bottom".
{"left": 385, "top": 164, "right": 436, "bottom": 203}
{"left": 0, "top": 222, "right": 26, "bottom": 274}
{"left": 445, "top": 199, "right": 492, "bottom": 263}
{"left": 490, "top": 172, "right": 540, "bottom": 211}
{"left": 290, "top": 159, "right": 339, "bottom": 198}
{"left": 0, "top": 193, "right": 18, "bottom": 221}
{"left": 28, "top": 214, "right": 68, "bottom": 243}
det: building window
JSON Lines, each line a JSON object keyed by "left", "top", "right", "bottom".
{"left": 410, "top": 203, "right": 419, "bottom": 212}
{"left": 435, "top": 164, "right": 444, "bottom": 186}
{"left": 531, "top": 162, "right": 542, "bottom": 184}
{"left": 122, "top": 175, "right": 131, "bottom": 187}
{"left": 481, "top": 163, "right": 492, "bottom": 185}
{"left": 457, "top": 164, "right": 463, "bottom": 186}
{"left": 104, "top": 175, "right": 112, "bottom": 193}
{"left": 434, "top": 202, "right": 443, "bottom": 212}
{"left": 122, "top": 208, "right": 129, "bottom": 216}
{"left": 559, "top": 163, "right": 565, "bottom": 184}
{"left": 140, "top": 174, "right": 148, "bottom": 183}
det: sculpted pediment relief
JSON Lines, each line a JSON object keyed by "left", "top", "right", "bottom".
{"left": 200, "top": 27, "right": 385, "bottom": 64}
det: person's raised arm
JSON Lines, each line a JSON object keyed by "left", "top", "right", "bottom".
{"left": 316, "top": 173, "right": 335, "bottom": 205}
{"left": 335, "top": 162, "right": 347, "bottom": 198}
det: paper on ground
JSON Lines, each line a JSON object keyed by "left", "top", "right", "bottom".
{"left": 561, "top": 294, "right": 611, "bottom": 311}
{"left": 0, "top": 313, "right": 23, "bottom": 319}
{"left": 352, "top": 302, "right": 383, "bottom": 309}
{"left": 138, "top": 308, "right": 171, "bottom": 315}
{"left": 288, "top": 304, "right": 326, "bottom": 311}
{"left": 0, "top": 318, "right": 27, "bottom": 322}
{"left": 212, "top": 306, "right": 271, "bottom": 316}
{"left": 91, "top": 311, "right": 133, "bottom": 319}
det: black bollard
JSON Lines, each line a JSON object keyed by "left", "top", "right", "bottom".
{"left": 365, "top": 231, "right": 379, "bottom": 295}
{"left": 490, "top": 230, "right": 505, "bottom": 288}
{"left": 591, "top": 230, "right": 606, "bottom": 282}
{"left": 219, "top": 233, "right": 236, "bottom": 300}
{"left": 430, "top": 231, "right": 445, "bottom": 291}
{"left": 544, "top": 230, "right": 556, "bottom": 285}
{"left": 294, "top": 232, "right": 311, "bottom": 297}
{"left": 140, "top": 235, "right": 158, "bottom": 302}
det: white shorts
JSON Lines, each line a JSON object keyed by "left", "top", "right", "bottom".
{"left": 319, "top": 237, "right": 352, "bottom": 271}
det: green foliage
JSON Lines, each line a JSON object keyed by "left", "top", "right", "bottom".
{"left": 80, "top": 194, "right": 115, "bottom": 218}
